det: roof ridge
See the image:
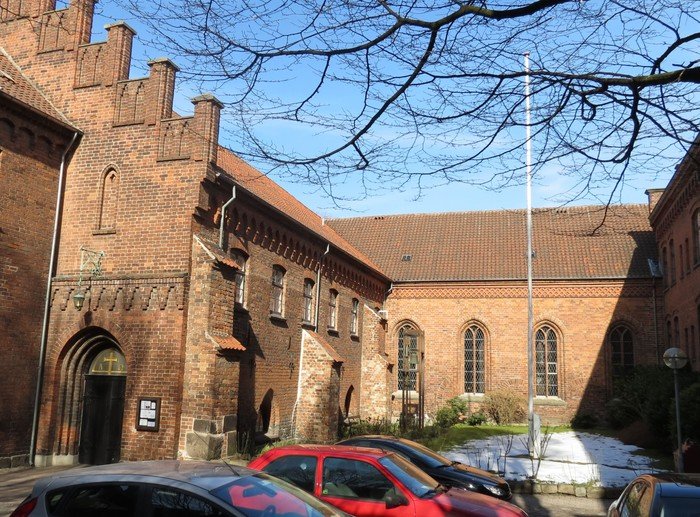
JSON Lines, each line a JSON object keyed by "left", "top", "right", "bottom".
{"left": 0, "top": 45, "right": 76, "bottom": 128}
{"left": 327, "top": 203, "right": 648, "bottom": 222}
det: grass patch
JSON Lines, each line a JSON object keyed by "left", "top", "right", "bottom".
{"left": 417, "top": 424, "right": 528, "bottom": 452}
{"left": 630, "top": 447, "right": 674, "bottom": 471}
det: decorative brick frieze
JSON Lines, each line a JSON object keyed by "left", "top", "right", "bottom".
{"left": 51, "top": 274, "right": 188, "bottom": 312}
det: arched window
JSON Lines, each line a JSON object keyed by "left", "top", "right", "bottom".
{"left": 694, "top": 209, "right": 700, "bottom": 265}
{"left": 350, "top": 298, "right": 359, "bottom": 336}
{"left": 464, "top": 325, "right": 485, "bottom": 394}
{"left": 609, "top": 325, "right": 634, "bottom": 377}
{"left": 328, "top": 289, "right": 338, "bottom": 330}
{"left": 270, "top": 265, "right": 285, "bottom": 317}
{"left": 670, "top": 239, "right": 676, "bottom": 285}
{"left": 98, "top": 167, "right": 119, "bottom": 230}
{"left": 662, "top": 247, "right": 668, "bottom": 287}
{"left": 231, "top": 249, "right": 248, "bottom": 307}
{"left": 397, "top": 324, "right": 419, "bottom": 391}
{"left": 302, "top": 279, "right": 314, "bottom": 324}
{"left": 535, "top": 325, "right": 558, "bottom": 397}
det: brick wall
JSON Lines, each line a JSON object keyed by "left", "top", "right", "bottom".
{"left": 386, "top": 279, "right": 662, "bottom": 424}
{"left": 0, "top": 103, "right": 71, "bottom": 465}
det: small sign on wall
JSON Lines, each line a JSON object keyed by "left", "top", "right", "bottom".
{"left": 136, "top": 397, "right": 161, "bottom": 432}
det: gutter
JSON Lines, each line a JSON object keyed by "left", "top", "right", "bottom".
{"left": 30, "top": 131, "right": 80, "bottom": 466}
{"left": 218, "top": 185, "right": 236, "bottom": 249}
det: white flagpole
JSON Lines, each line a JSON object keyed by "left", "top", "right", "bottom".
{"left": 524, "top": 51, "right": 535, "bottom": 457}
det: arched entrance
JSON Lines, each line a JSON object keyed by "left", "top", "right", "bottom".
{"left": 78, "top": 347, "right": 127, "bottom": 465}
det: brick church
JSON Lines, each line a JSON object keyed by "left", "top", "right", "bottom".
{"left": 1, "top": 0, "right": 698, "bottom": 468}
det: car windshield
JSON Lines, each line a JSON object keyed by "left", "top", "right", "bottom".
{"left": 211, "top": 472, "right": 341, "bottom": 517}
{"left": 659, "top": 495, "right": 700, "bottom": 516}
{"left": 378, "top": 454, "right": 440, "bottom": 498}
{"left": 398, "top": 440, "right": 451, "bottom": 468}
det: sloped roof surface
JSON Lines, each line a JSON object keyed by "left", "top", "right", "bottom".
{"left": 0, "top": 47, "right": 73, "bottom": 127}
{"left": 327, "top": 205, "right": 656, "bottom": 281}
{"left": 216, "top": 148, "right": 386, "bottom": 278}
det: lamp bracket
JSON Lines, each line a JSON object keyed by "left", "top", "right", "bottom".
{"left": 78, "top": 246, "right": 105, "bottom": 285}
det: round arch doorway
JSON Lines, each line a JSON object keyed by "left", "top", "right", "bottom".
{"left": 78, "top": 347, "right": 127, "bottom": 465}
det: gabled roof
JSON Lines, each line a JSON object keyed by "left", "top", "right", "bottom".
{"left": 216, "top": 148, "right": 388, "bottom": 279}
{"left": 0, "top": 46, "right": 74, "bottom": 129}
{"left": 328, "top": 204, "right": 656, "bottom": 282}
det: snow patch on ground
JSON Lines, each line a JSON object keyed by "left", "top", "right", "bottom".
{"left": 441, "top": 431, "right": 664, "bottom": 487}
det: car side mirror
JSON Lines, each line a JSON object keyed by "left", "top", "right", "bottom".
{"left": 385, "top": 492, "right": 408, "bottom": 509}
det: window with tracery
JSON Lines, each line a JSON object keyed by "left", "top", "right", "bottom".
{"left": 328, "top": 289, "right": 338, "bottom": 330}
{"left": 535, "top": 325, "right": 558, "bottom": 397}
{"left": 464, "top": 325, "right": 485, "bottom": 394}
{"left": 350, "top": 298, "right": 359, "bottom": 335}
{"left": 609, "top": 326, "right": 634, "bottom": 377}
{"left": 302, "top": 279, "right": 314, "bottom": 324}
{"left": 270, "top": 266, "right": 285, "bottom": 317}
{"left": 397, "top": 324, "right": 419, "bottom": 391}
{"left": 231, "top": 250, "right": 248, "bottom": 307}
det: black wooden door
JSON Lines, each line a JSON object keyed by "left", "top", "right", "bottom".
{"left": 79, "top": 375, "right": 126, "bottom": 465}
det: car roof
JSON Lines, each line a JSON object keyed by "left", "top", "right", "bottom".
{"left": 36, "top": 460, "right": 254, "bottom": 492}
{"left": 650, "top": 473, "right": 700, "bottom": 497}
{"left": 341, "top": 435, "right": 419, "bottom": 448}
{"left": 266, "top": 444, "right": 390, "bottom": 458}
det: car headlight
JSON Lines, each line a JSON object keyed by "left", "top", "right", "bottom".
{"left": 484, "top": 485, "right": 505, "bottom": 496}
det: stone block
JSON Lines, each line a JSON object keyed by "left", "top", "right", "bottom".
{"left": 586, "top": 487, "right": 607, "bottom": 499}
{"left": 10, "top": 455, "right": 29, "bottom": 468}
{"left": 575, "top": 486, "right": 587, "bottom": 497}
{"left": 0, "top": 456, "right": 11, "bottom": 469}
{"left": 186, "top": 431, "right": 223, "bottom": 460}
{"left": 541, "top": 483, "right": 558, "bottom": 494}
{"left": 223, "top": 414, "right": 237, "bottom": 433}
{"left": 193, "top": 419, "right": 218, "bottom": 434}
{"left": 558, "top": 484, "right": 575, "bottom": 495}
{"left": 224, "top": 431, "right": 238, "bottom": 457}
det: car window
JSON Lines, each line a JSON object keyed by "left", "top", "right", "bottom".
{"left": 322, "top": 457, "right": 395, "bottom": 502}
{"left": 658, "top": 495, "right": 700, "bottom": 516}
{"left": 397, "top": 440, "right": 450, "bottom": 468}
{"left": 52, "top": 484, "right": 139, "bottom": 516}
{"left": 151, "top": 487, "right": 227, "bottom": 517}
{"left": 378, "top": 454, "right": 439, "bottom": 498}
{"left": 262, "top": 455, "right": 317, "bottom": 493}
{"left": 620, "top": 481, "right": 648, "bottom": 517}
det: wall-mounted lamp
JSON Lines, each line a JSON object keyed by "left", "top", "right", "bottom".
{"left": 72, "top": 246, "right": 105, "bottom": 310}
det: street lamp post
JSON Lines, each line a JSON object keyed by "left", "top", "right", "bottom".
{"left": 663, "top": 347, "right": 688, "bottom": 473}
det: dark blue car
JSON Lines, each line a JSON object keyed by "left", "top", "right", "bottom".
{"left": 337, "top": 435, "right": 511, "bottom": 500}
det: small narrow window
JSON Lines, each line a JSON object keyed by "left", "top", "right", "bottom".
{"left": 685, "top": 238, "right": 691, "bottom": 275}
{"left": 302, "top": 279, "right": 314, "bottom": 324}
{"left": 270, "top": 266, "right": 285, "bottom": 317}
{"left": 694, "top": 209, "right": 700, "bottom": 265}
{"left": 350, "top": 298, "right": 359, "bottom": 335}
{"left": 674, "top": 317, "right": 680, "bottom": 347}
{"left": 662, "top": 247, "right": 668, "bottom": 287}
{"left": 98, "top": 167, "right": 119, "bottom": 231}
{"left": 670, "top": 240, "right": 676, "bottom": 285}
{"left": 231, "top": 250, "right": 248, "bottom": 307}
{"left": 328, "top": 289, "right": 338, "bottom": 330}
{"left": 680, "top": 243, "right": 685, "bottom": 278}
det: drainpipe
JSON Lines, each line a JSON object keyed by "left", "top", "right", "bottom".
{"left": 314, "top": 244, "right": 330, "bottom": 332}
{"left": 218, "top": 185, "right": 236, "bottom": 250}
{"left": 30, "top": 131, "right": 80, "bottom": 467}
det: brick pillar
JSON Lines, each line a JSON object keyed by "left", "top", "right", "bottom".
{"left": 104, "top": 21, "right": 135, "bottom": 86}
{"left": 192, "top": 93, "right": 223, "bottom": 164}
{"left": 146, "top": 57, "right": 179, "bottom": 125}
{"left": 68, "top": 0, "right": 95, "bottom": 49}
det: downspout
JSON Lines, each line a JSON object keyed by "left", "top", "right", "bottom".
{"left": 30, "top": 131, "right": 80, "bottom": 466}
{"left": 292, "top": 242, "right": 329, "bottom": 438}
{"left": 314, "top": 244, "right": 331, "bottom": 332}
{"left": 219, "top": 185, "right": 236, "bottom": 249}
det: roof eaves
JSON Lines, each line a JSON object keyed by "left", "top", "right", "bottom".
{"left": 214, "top": 170, "right": 391, "bottom": 282}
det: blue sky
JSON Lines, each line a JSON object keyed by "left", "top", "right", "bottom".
{"left": 91, "top": 2, "right": 677, "bottom": 219}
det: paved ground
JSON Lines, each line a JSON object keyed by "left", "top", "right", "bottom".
{"left": 1, "top": 465, "right": 615, "bottom": 517}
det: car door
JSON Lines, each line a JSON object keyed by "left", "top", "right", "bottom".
{"left": 258, "top": 454, "right": 319, "bottom": 495}
{"left": 616, "top": 480, "right": 652, "bottom": 517}
{"left": 319, "top": 456, "right": 414, "bottom": 517}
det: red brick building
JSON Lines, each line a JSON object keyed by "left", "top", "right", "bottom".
{"left": 328, "top": 206, "right": 664, "bottom": 422}
{"left": 648, "top": 138, "right": 700, "bottom": 370}
{"left": 0, "top": 0, "right": 683, "bottom": 469}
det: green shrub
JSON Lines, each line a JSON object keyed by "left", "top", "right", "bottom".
{"left": 571, "top": 412, "right": 598, "bottom": 429}
{"left": 467, "top": 411, "right": 487, "bottom": 426}
{"left": 672, "top": 382, "right": 700, "bottom": 442}
{"left": 434, "top": 397, "right": 469, "bottom": 429}
{"left": 483, "top": 391, "right": 526, "bottom": 425}
{"left": 341, "top": 417, "right": 398, "bottom": 438}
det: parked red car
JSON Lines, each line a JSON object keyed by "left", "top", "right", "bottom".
{"left": 250, "top": 445, "right": 527, "bottom": 516}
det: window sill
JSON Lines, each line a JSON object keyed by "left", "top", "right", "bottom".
{"left": 327, "top": 328, "right": 339, "bottom": 337}
{"left": 391, "top": 389, "right": 419, "bottom": 402}
{"left": 269, "top": 313, "right": 286, "bottom": 323}
{"left": 534, "top": 396, "right": 566, "bottom": 406}
{"left": 92, "top": 228, "right": 116, "bottom": 235}
{"left": 301, "top": 321, "right": 315, "bottom": 330}
{"left": 458, "top": 393, "right": 486, "bottom": 402}
{"left": 350, "top": 333, "right": 360, "bottom": 341}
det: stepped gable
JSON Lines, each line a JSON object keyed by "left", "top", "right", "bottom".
{"left": 0, "top": 47, "right": 73, "bottom": 128}
{"left": 216, "top": 147, "right": 388, "bottom": 279}
{"left": 327, "top": 204, "right": 656, "bottom": 282}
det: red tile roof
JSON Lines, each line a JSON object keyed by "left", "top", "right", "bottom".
{"left": 216, "top": 148, "right": 387, "bottom": 279}
{"left": 0, "top": 47, "right": 74, "bottom": 128}
{"left": 328, "top": 205, "right": 656, "bottom": 281}
{"left": 206, "top": 332, "right": 246, "bottom": 351}
{"left": 304, "top": 330, "right": 345, "bottom": 363}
